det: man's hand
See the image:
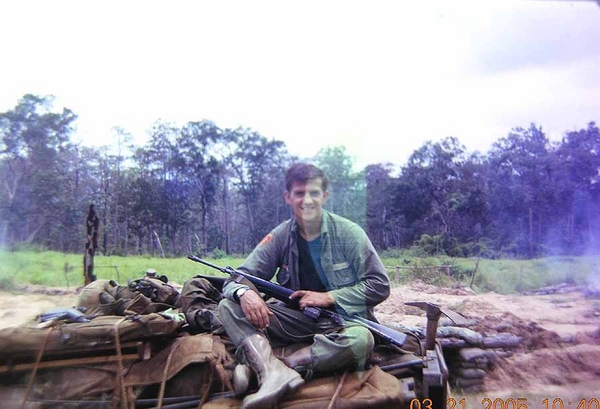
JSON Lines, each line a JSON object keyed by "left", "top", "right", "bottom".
{"left": 289, "top": 290, "right": 335, "bottom": 309}
{"left": 239, "top": 290, "right": 273, "bottom": 330}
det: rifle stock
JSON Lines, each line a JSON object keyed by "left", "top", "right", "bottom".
{"left": 187, "top": 255, "right": 406, "bottom": 347}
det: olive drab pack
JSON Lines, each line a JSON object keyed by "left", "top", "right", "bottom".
{"left": 76, "top": 279, "right": 142, "bottom": 316}
{"left": 128, "top": 275, "right": 180, "bottom": 305}
{"left": 76, "top": 274, "right": 181, "bottom": 317}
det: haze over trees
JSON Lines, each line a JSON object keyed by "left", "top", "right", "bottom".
{"left": 1, "top": 94, "right": 598, "bottom": 258}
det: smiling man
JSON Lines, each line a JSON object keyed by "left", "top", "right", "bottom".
{"left": 218, "top": 163, "right": 390, "bottom": 409}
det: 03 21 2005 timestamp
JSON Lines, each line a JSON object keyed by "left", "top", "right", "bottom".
{"left": 410, "top": 397, "right": 600, "bottom": 409}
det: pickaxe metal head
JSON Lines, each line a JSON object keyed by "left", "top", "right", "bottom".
{"left": 405, "top": 301, "right": 468, "bottom": 326}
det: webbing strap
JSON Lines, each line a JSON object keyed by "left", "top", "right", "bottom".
{"left": 156, "top": 340, "right": 178, "bottom": 409}
{"left": 211, "top": 360, "right": 233, "bottom": 392}
{"left": 114, "top": 317, "right": 128, "bottom": 409}
{"left": 20, "top": 326, "right": 55, "bottom": 409}
{"left": 326, "top": 371, "right": 348, "bottom": 409}
{"left": 195, "top": 366, "right": 214, "bottom": 409}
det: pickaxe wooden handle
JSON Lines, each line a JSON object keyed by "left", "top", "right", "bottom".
{"left": 405, "top": 301, "right": 468, "bottom": 350}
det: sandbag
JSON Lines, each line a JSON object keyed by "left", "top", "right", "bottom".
{"left": 281, "top": 366, "right": 407, "bottom": 409}
{"left": 202, "top": 366, "right": 408, "bottom": 409}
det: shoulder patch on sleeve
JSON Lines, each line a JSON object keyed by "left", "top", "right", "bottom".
{"left": 259, "top": 233, "right": 273, "bottom": 247}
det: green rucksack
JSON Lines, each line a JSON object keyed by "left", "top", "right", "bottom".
{"left": 128, "top": 274, "right": 180, "bottom": 305}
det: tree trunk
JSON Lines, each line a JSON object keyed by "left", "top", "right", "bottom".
{"left": 113, "top": 202, "right": 119, "bottom": 255}
{"left": 102, "top": 202, "right": 108, "bottom": 256}
{"left": 194, "top": 233, "right": 201, "bottom": 255}
{"left": 83, "top": 204, "right": 99, "bottom": 285}
{"left": 223, "top": 176, "right": 230, "bottom": 254}
{"left": 201, "top": 196, "right": 207, "bottom": 254}
{"left": 244, "top": 194, "right": 256, "bottom": 244}
{"left": 153, "top": 230, "right": 165, "bottom": 258}
{"left": 124, "top": 223, "right": 128, "bottom": 256}
{"left": 528, "top": 207, "right": 533, "bottom": 258}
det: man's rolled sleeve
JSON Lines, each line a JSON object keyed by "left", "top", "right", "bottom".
{"left": 329, "top": 228, "right": 390, "bottom": 318}
{"left": 222, "top": 229, "right": 282, "bottom": 300}
{"left": 222, "top": 282, "right": 250, "bottom": 301}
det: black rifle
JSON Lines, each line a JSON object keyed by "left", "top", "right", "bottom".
{"left": 187, "top": 255, "right": 407, "bottom": 348}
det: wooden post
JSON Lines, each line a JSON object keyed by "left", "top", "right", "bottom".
{"left": 83, "top": 204, "right": 99, "bottom": 285}
{"left": 469, "top": 257, "right": 481, "bottom": 289}
{"left": 64, "top": 262, "right": 72, "bottom": 288}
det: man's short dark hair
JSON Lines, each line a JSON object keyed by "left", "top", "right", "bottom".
{"left": 285, "top": 163, "right": 329, "bottom": 192}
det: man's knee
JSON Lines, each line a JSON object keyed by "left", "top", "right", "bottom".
{"left": 342, "top": 326, "right": 375, "bottom": 365}
{"left": 311, "top": 326, "right": 374, "bottom": 373}
{"left": 218, "top": 298, "right": 242, "bottom": 321}
{"left": 343, "top": 325, "right": 375, "bottom": 351}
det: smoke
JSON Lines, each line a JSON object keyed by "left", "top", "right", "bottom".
{"left": 584, "top": 210, "right": 600, "bottom": 297}
{"left": 585, "top": 256, "right": 600, "bottom": 297}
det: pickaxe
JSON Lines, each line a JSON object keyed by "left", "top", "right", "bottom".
{"left": 405, "top": 301, "right": 468, "bottom": 350}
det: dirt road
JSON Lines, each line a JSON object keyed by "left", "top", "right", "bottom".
{"left": 2, "top": 281, "right": 600, "bottom": 406}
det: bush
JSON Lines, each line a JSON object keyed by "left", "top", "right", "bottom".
{"left": 209, "top": 248, "right": 227, "bottom": 260}
{"left": 438, "top": 259, "right": 471, "bottom": 280}
{"left": 9, "top": 243, "right": 48, "bottom": 253}
{"left": 413, "top": 234, "right": 442, "bottom": 255}
{"left": 0, "top": 276, "right": 16, "bottom": 291}
{"left": 379, "top": 248, "right": 413, "bottom": 259}
{"left": 471, "top": 272, "right": 501, "bottom": 293}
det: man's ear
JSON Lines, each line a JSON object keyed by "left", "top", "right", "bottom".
{"left": 322, "top": 190, "right": 329, "bottom": 203}
{"left": 284, "top": 190, "right": 292, "bottom": 205}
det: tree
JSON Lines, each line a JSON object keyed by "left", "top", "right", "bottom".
{"left": 0, "top": 94, "right": 77, "bottom": 247}
{"left": 554, "top": 122, "right": 600, "bottom": 252}
{"left": 365, "top": 163, "right": 397, "bottom": 249}
{"left": 391, "top": 137, "right": 469, "bottom": 254}
{"left": 486, "top": 124, "right": 555, "bottom": 257}
{"left": 224, "top": 128, "right": 291, "bottom": 249}
{"left": 173, "top": 120, "right": 223, "bottom": 254}
{"left": 315, "top": 146, "right": 366, "bottom": 226}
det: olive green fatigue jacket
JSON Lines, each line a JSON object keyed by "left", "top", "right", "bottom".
{"left": 223, "top": 210, "right": 390, "bottom": 321}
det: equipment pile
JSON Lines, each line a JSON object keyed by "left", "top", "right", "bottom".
{"left": 0, "top": 271, "right": 450, "bottom": 408}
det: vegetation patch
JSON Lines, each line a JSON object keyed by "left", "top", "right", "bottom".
{"left": 1, "top": 249, "right": 597, "bottom": 294}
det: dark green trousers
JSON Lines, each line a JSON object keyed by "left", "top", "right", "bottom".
{"left": 218, "top": 299, "right": 374, "bottom": 374}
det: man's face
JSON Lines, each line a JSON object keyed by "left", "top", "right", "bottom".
{"left": 284, "top": 178, "right": 329, "bottom": 225}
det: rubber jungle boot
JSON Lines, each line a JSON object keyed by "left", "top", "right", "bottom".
{"left": 234, "top": 364, "right": 253, "bottom": 396}
{"left": 281, "top": 346, "right": 313, "bottom": 375}
{"left": 241, "top": 334, "right": 304, "bottom": 409}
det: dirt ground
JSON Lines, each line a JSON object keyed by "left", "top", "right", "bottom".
{"left": 375, "top": 281, "right": 600, "bottom": 406}
{"left": 2, "top": 281, "right": 600, "bottom": 406}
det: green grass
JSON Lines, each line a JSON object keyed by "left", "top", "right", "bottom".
{"left": 381, "top": 255, "right": 598, "bottom": 294}
{"left": 0, "top": 249, "right": 245, "bottom": 288}
{"left": 0, "top": 249, "right": 597, "bottom": 294}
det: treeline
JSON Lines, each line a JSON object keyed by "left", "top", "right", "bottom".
{"left": 1, "top": 94, "right": 599, "bottom": 258}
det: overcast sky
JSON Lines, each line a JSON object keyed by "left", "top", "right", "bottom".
{"left": 1, "top": 1, "right": 599, "bottom": 169}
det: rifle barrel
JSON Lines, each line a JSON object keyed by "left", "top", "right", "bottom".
{"left": 187, "top": 256, "right": 226, "bottom": 272}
